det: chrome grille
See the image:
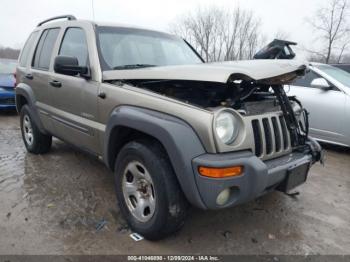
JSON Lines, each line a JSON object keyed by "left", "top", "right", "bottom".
{"left": 250, "top": 113, "right": 291, "bottom": 159}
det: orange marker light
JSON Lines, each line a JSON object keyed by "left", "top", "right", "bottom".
{"left": 198, "top": 166, "right": 243, "bottom": 178}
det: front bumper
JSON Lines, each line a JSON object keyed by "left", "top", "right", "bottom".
{"left": 0, "top": 90, "right": 16, "bottom": 110}
{"left": 192, "top": 141, "right": 321, "bottom": 209}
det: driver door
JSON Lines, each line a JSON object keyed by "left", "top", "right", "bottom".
{"left": 49, "top": 27, "right": 100, "bottom": 154}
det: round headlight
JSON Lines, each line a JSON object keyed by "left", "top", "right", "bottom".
{"left": 215, "top": 111, "right": 239, "bottom": 144}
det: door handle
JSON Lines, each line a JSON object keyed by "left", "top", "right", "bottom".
{"left": 25, "top": 73, "right": 33, "bottom": 80}
{"left": 49, "top": 80, "right": 62, "bottom": 88}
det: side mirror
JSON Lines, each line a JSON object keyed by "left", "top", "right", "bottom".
{"left": 54, "top": 56, "right": 88, "bottom": 77}
{"left": 310, "top": 78, "right": 332, "bottom": 91}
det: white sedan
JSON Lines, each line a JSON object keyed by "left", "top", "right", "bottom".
{"left": 287, "top": 63, "right": 350, "bottom": 147}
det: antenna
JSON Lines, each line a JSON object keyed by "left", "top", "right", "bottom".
{"left": 91, "top": 0, "right": 95, "bottom": 20}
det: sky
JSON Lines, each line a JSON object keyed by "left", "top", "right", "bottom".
{"left": 0, "top": 0, "right": 329, "bottom": 58}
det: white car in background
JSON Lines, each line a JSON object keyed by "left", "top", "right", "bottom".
{"left": 287, "top": 63, "right": 350, "bottom": 147}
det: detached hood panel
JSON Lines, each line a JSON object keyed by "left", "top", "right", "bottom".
{"left": 102, "top": 59, "right": 307, "bottom": 83}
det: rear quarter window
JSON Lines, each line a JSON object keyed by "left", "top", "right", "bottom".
{"left": 19, "top": 31, "right": 39, "bottom": 67}
{"left": 32, "top": 28, "right": 60, "bottom": 70}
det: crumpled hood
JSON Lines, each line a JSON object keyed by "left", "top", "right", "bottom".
{"left": 102, "top": 59, "right": 307, "bottom": 83}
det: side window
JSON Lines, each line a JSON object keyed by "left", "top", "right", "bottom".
{"left": 32, "top": 28, "right": 60, "bottom": 70}
{"left": 292, "top": 71, "right": 320, "bottom": 87}
{"left": 19, "top": 31, "right": 39, "bottom": 67}
{"left": 59, "top": 28, "right": 88, "bottom": 67}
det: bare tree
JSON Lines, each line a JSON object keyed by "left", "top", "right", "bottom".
{"left": 341, "top": 53, "right": 350, "bottom": 63}
{"left": 307, "top": 0, "right": 350, "bottom": 63}
{"left": 0, "top": 47, "right": 20, "bottom": 59}
{"left": 336, "top": 38, "right": 350, "bottom": 62}
{"left": 170, "top": 6, "right": 265, "bottom": 62}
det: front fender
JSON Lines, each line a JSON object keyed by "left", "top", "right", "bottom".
{"left": 104, "top": 106, "right": 207, "bottom": 209}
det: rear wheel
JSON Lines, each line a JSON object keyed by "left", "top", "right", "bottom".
{"left": 114, "top": 139, "right": 188, "bottom": 240}
{"left": 20, "top": 105, "right": 52, "bottom": 154}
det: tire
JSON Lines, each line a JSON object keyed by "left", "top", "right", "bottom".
{"left": 114, "top": 139, "right": 188, "bottom": 240}
{"left": 20, "top": 105, "right": 52, "bottom": 154}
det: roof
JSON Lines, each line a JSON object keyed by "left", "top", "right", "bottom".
{"left": 35, "top": 16, "right": 172, "bottom": 35}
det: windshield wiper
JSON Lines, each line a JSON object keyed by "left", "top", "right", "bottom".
{"left": 113, "top": 64, "right": 156, "bottom": 70}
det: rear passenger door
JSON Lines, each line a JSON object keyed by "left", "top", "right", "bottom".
{"left": 49, "top": 27, "right": 100, "bottom": 154}
{"left": 30, "top": 28, "right": 60, "bottom": 133}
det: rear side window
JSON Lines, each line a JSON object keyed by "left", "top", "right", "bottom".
{"left": 19, "top": 31, "right": 39, "bottom": 67}
{"left": 32, "top": 28, "right": 60, "bottom": 70}
{"left": 59, "top": 28, "right": 88, "bottom": 66}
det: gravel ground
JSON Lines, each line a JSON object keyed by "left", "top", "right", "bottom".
{"left": 0, "top": 111, "right": 349, "bottom": 255}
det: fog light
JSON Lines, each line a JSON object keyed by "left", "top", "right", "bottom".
{"left": 216, "top": 188, "right": 231, "bottom": 206}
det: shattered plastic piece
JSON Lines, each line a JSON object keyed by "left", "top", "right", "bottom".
{"left": 221, "top": 230, "right": 232, "bottom": 239}
{"left": 285, "top": 191, "right": 300, "bottom": 198}
{"left": 130, "top": 233, "right": 144, "bottom": 241}
{"left": 96, "top": 218, "right": 107, "bottom": 231}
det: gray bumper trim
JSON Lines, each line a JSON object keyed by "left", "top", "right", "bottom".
{"left": 192, "top": 150, "right": 313, "bottom": 209}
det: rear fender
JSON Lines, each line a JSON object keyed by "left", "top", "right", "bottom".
{"left": 15, "top": 83, "right": 47, "bottom": 134}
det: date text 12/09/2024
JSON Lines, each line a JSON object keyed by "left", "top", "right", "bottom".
{"left": 127, "top": 255, "right": 220, "bottom": 261}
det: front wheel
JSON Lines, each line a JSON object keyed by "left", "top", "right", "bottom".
{"left": 114, "top": 140, "right": 188, "bottom": 240}
{"left": 20, "top": 105, "right": 52, "bottom": 154}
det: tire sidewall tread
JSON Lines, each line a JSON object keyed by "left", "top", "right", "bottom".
{"left": 20, "top": 105, "right": 52, "bottom": 154}
{"left": 114, "top": 139, "right": 188, "bottom": 240}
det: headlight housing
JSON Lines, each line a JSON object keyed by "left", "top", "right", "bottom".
{"left": 215, "top": 111, "right": 239, "bottom": 144}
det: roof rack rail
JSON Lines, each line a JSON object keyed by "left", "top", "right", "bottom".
{"left": 37, "top": 15, "right": 77, "bottom": 27}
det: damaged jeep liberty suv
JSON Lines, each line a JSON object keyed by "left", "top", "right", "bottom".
{"left": 16, "top": 15, "right": 322, "bottom": 240}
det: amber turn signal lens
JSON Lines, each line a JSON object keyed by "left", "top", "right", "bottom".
{"left": 198, "top": 166, "right": 243, "bottom": 178}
